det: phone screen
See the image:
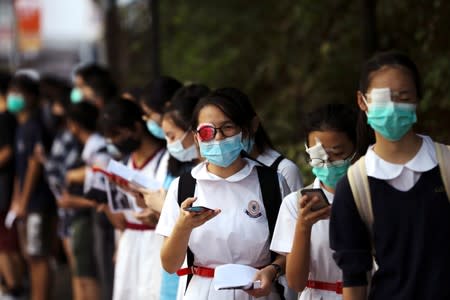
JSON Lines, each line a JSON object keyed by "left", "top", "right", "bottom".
{"left": 183, "top": 206, "right": 213, "bottom": 213}
{"left": 300, "top": 188, "right": 329, "bottom": 211}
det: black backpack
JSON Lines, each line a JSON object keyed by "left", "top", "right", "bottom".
{"left": 177, "top": 165, "right": 285, "bottom": 298}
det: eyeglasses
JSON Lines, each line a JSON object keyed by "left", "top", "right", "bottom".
{"left": 306, "top": 152, "right": 356, "bottom": 168}
{"left": 196, "top": 123, "right": 240, "bottom": 142}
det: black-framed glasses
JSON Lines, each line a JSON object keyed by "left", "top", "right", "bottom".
{"left": 196, "top": 122, "right": 240, "bottom": 142}
{"left": 306, "top": 152, "right": 356, "bottom": 168}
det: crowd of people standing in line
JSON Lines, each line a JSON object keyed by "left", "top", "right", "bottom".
{"left": 0, "top": 50, "right": 449, "bottom": 300}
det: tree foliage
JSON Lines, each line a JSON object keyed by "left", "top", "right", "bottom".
{"left": 118, "top": 0, "right": 450, "bottom": 182}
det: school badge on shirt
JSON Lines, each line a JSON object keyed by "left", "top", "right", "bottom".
{"left": 245, "top": 200, "right": 262, "bottom": 218}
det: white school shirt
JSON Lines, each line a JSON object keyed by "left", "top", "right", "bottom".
{"left": 271, "top": 178, "right": 341, "bottom": 300}
{"left": 257, "top": 148, "right": 303, "bottom": 192}
{"left": 82, "top": 133, "right": 110, "bottom": 194}
{"left": 123, "top": 148, "right": 169, "bottom": 224}
{"left": 365, "top": 135, "right": 437, "bottom": 191}
{"left": 156, "top": 159, "right": 290, "bottom": 300}
{"left": 113, "top": 149, "right": 169, "bottom": 300}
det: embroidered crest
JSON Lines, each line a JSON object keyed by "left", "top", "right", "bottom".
{"left": 245, "top": 200, "right": 262, "bottom": 218}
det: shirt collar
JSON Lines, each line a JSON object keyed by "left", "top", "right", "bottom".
{"left": 365, "top": 135, "right": 437, "bottom": 180}
{"left": 191, "top": 158, "right": 257, "bottom": 182}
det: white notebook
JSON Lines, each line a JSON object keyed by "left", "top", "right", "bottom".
{"left": 213, "top": 264, "right": 261, "bottom": 290}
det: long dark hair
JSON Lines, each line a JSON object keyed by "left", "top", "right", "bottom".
{"left": 142, "top": 76, "right": 182, "bottom": 114}
{"left": 356, "top": 51, "right": 422, "bottom": 155}
{"left": 164, "top": 84, "right": 210, "bottom": 176}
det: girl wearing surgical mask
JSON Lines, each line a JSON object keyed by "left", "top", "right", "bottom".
{"left": 163, "top": 84, "right": 209, "bottom": 172}
{"left": 156, "top": 89, "right": 290, "bottom": 300}
{"left": 330, "top": 51, "right": 450, "bottom": 300}
{"left": 157, "top": 84, "right": 209, "bottom": 300}
{"left": 271, "top": 104, "right": 359, "bottom": 300}
{"left": 99, "top": 99, "right": 169, "bottom": 300}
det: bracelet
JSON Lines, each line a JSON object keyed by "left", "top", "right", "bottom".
{"left": 268, "top": 263, "right": 282, "bottom": 281}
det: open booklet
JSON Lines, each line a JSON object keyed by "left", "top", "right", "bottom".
{"left": 213, "top": 264, "right": 262, "bottom": 290}
{"left": 93, "top": 159, "right": 160, "bottom": 192}
{"left": 92, "top": 159, "right": 161, "bottom": 212}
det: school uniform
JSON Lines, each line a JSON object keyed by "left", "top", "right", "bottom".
{"left": 113, "top": 148, "right": 169, "bottom": 300}
{"left": 156, "top": 159, "right": 290, "bottom": 300}
{"left": 81, "top": 133, "right": 115, "bottom": 300}
{"left": 330, "top": 135, "right": 450, "bottom": 299}
{"left": 271, "top": 178, "right": 342, "bottom": 300}
{"left": 257, "top": 148, "right": 303, "bottom": 192}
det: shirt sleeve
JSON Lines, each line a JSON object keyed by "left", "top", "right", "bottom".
{"left": 156, "top": 177, "right": 181, "bottom": 238}
{"left": 278, "top": 173, "right": 291, "bottom": 197}
{"left": 329, "top": 174, "right": 373, "bottom": 287}
{"left": 270, "top": 191, "right": 298, "bottom": 255}
{"left": 278, "top": 158, "right": 304, "bottom": 192}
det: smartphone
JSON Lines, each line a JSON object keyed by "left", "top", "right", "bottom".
{"left": 183, "top": 206, "right": 213, "bottom": 213}
{"left": 300, "top": 188, "right": 329, "bottom": 211}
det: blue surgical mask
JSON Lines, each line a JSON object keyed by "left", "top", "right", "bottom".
{"left": 241, "top": 137, "right": 255, "bottom": 154}
{"left": 7, "top": 94, "right": 25, "bottom": 114}
{"left": 146, "top": 120, "right": 165, "bottom": 140}
{"left": 366, "top": 102, "right": 417, "bottom": 141}
{"left": 70, "top": 88, "right": 83, "bottom": 103}
{"left": 312, "top": 159, "right": 352, "bottom": 189}
{"left": 167, "top": 132, "right": 198, "bottom": 162}
{"left": 199, "top": 132, "right": 243, "bottom": 167}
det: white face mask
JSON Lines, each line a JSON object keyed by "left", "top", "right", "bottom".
{"left": 167, "top": 132, "right": 199, "bottom": 162}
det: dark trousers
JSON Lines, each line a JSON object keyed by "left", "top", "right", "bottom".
{"left": 93, "top": 212, "right": 115, "bottom": 300}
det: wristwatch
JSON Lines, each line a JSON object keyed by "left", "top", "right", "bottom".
{"left": 269, "top": 263, "right": 282, "bottom": 281}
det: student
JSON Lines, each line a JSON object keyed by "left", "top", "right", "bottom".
{"left": 7, "top": 74, "right": 57, "bottom": 300}
{"left": 0, "top": 71, "right": 24, "bottom": 298}
{"left": 99, "top": 99, "right": 169, "bottom": 300}
{"left": 65, "top": 102, "right": 105, "bottom": 300}
{"left": 40, "top": 80, "right": 84, "bottom": 299}
{"left": 329, "top": 51, "right": 450, "bottom": 299}
{"left": 157, "top": 84, "right": 209, "bottom": 300}
{"left": 67, "top": 66, "right": 118, "bottom": 300}
{"left": 140, "top": 76, "right": 182, "bottom": 140}
{"left": 270, "top": 104, "right": 359, "bottom": 300}
{"left": 156, "top": 89, "right": 290, "bottom": 300}
{"left": 158, "top": 84, "right": 210, "bottom": 204}
{"left": 213, "top": 88, "right": 303, "bottom": 192}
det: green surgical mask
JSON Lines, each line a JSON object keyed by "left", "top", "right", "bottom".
{"left": 70, "top": 88, "right": 83, "bottom": 103}
{"left": 312, "top": 159, "right": 351, "bottom": 189}
{"left": 7, "top": 94, "right": 25, "bottom": 114}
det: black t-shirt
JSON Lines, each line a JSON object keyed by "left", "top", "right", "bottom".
{"left": 15, "top": 116, "right": 55, "bottom": 212}
{"left": 0, "top": 112, "right": 16, "bottom": 212}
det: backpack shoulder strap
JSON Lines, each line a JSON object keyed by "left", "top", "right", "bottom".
{"left": 434, "top": 142, "right": 450, "bottom": 203}
{"left": 256, "top": 166, "right": 282, "bottom": 238}
{"left": 347, "top": 156, "right": 374, "bottom": 236}
{"left": 177, "top": 172, "right": 196, "bottom": 291}
{"left": 255, "top": 165, "right": 286, "bottom": 300}
{"left": 270, "top": 155, "right": 285, "bottom": 170}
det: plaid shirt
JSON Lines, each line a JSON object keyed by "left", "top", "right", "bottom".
{"left": 45, "top": 129, "right": 83, "bottom": 217}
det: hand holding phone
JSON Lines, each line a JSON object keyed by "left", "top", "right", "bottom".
{"left": 300, "top": 188, "right": 329, "bottom": 211}
{"left": 183, "top": 206, "right": 214, "bottom": 213}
